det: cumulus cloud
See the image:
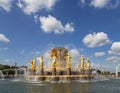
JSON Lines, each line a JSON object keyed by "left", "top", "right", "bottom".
{"left": 40, "top": 15, "right": 74, "bottom": 34}
{"left": 17, "top": 0, "right": 58, "bottom": 15}
{"left": 0, "top": 47, "right": 9, "bottom": 51}
{"left": 32, "top": 50, "right": 41, "bottom": 56}
{"left": 5, "top": 59, "right": 10, "bottom": 62}
{"left": 80, "top": 0, "right": 120, "bottom": 9}
{"left": 43, "top": 50, "right": 52, "bottom": 66}
{"left": 64, "top": 23, "right": 74, "bottom": 32}
{"left": 108, "top": 42, "right": 120, "bottom": 55}
{"left": 91, "top": 63, "right": 101, "bottom": 69}
{"left": 106, "top": 56, "right": 120, "bottom": 63}
{"left": 69, "top": 49, "right": 80, "bottom": 67}
{"left": 94, "top": 52, "right": 106, "bottom": 57}
{"left": 0, "top": 34, "right": 10, "bottom": 43}
{"left": 36, "top": 50, "right": 52, "bottom": 67}
{"left": 90, "top": 0, "right": 110, "bottom": 8}
{"left": 0, "top": 0, "right": 12, "bottom": 12}
{"left": 80, "top": 0, "right": 86, "bottom": 4}
{"left": 83, "top": 32, "right": 111, "bottom": 48}
{"left": 34, "top": 15, "right": 39, "bottom": 23}
{"left": 79, "top": 0, "right": 86, "bottom": 7}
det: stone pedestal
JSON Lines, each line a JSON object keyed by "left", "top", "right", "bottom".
{"left": 80, "top": 70, "right": 84, "bottom": 75}
{"left": 38, "top": 69, "right": 45, "bottom": 81}
{"left": 86, "top": 69, "right": 90, "bottom": 75}
{"left": 38, "top": 76, "right": 45, "bottom": 81}
{"left": 52, "top": 68, "right": 56, "bottom": 75}
{"left": 66, "top": 68, "right": 71, "bottom": 75}
{"left": 66, "top": 68, "right": 71, "bottom": 80}
{"left": 39, "top": 69, "right": 44, "bottom": 75}
{"left": 51, "top": 77, "right": 59, "bottom": 81}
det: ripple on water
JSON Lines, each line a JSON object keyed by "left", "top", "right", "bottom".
{"left": 0, "top": 78, "right": 120, "bottom": 93}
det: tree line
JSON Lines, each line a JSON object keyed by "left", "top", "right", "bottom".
{"left": 0, "top": 64, "right": 27, "bottom": 77}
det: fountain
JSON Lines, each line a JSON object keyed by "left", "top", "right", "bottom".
{"left": 26, "top": 47, "right": 94, "bottom": 82}
{"left": 0, "top": 70, "right": 4, "bottom": 79}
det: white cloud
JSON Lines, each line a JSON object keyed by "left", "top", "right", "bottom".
{"left": 108, "top": 42, "right": 120, "bottom": 55}
{"left": 34, "top": 15, "right": 39, "bottom": 23}
{"left": 80, "top": 0, "right": 86, "bottom": 4}
{"left": 0, "top": 34, "right": 10, "bottom": 43}
{"left": 36, "top": 50, "right": 52, "bottom": 67}
{"left": 109, "top": 0, "right": 120, "bottom": 9}
{"left": 0, "top": 47, "right": 9, "bottom": 51}
{"left": 1, "top": 58, "right": 15, "bottom": 65}
{"left": 95, "top": 52, "right": 106, "bottom": 57}
{"left": 32, "top": 50, "right": 41, "bottom": 56}
{"left": 0, "top": 0, "right": 12, "bottom": 12}
{"left": 90, "top": 0, "right": 110, "bottom": 8}
{"left": 91, "top": 63, "right": 101, "bottom": 69}
{"left": 40, "top": 15, "right": 74, "bottom": 34}
{"left": 5, "top": 59, "right": 10, "bottom": 62}
{"left": 83, "top": 32, "right": 111, "bottom": 48}
{"left": 80, "top": 0, "right": 120, "bottom": 9}
{"left": 17, "top": 0, "right": 58, "bottom": 15}
{"left": 79, "top": 0, "right": 86, "bottom": 7}
{"left": 69, "top": 49, "right": 80, "bottom": 67}
{"left": 106, "top": 56, "right": 120, "bottom": 63}
{"left": 64, "top": 23, "right": 74, "bottom": 32}
{"left": 43, "top": 50, "right": 52, "bottom": 66}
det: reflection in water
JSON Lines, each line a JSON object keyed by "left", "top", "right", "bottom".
{"left": 28, "top": 84, "right": 45, "bottom": 93}
{"left": 1, "top": 79, "right": 120, "bottom": 93}
{"left": 71, "top": 82, "right": 91, "bottom": 93}
{"left": 50, "top": 83, "right": 72, "bottom": 93}
{"left": 28, "top": 83, "right": 72, "bottom": 93}
{"left": 79, "top": 83, "right": 91, "bottom": 93}
{"left": 28, "top": 82, "right": 91, "bottom": 93}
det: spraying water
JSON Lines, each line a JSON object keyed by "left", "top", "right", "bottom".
{"left": 0, "top": 71, "right": 4, "bottom": 79}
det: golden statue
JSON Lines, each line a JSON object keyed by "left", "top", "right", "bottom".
{"left": 80, "top": 55, "right": 85, "bottom": 70}
{"left": 30, "top": 60, "right": 33, "bottom": 71}
{"left": 52, "top": 56, "right": 57, "bottom": 68}
{"left": 32, "top": 58, "right": 36, "bottom": 72}
{"left": 84, "top": 63, "right": 86, "bottom": 70}
{"left": 65, "top": 55, "right": 71, "bottom": 69}
{"left": 39, "top": 56, "right": 44, "bottom": 69}
{"left": 86, "top": 58, "right": 90, "bottom": 70}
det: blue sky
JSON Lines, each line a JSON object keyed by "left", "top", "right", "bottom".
{"left": 0, "top": 0, "right": 120, "bottom": 72}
